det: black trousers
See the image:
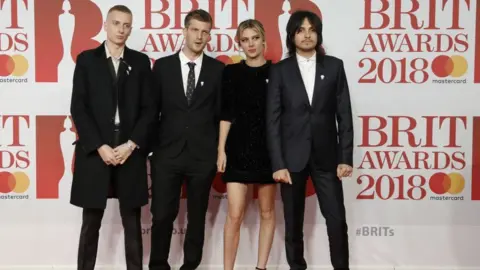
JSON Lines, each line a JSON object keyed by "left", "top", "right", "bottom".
{"left": 281, "top": 156, "right": 349, "bottom": 270}
{"left": 149, "top": 143, "right": 216, "bottom": 270}
{"left": 77, "top": 207, "right": 143, "bottom": 270}
{"left": 77, "top": 128, "right": 143, "bottom": 270}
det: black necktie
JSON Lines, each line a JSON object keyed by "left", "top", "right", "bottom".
{"left": 186, "top": 62, "right": 196, "bottom": 105}
{"left": 107, "top": 57, "right": 117, "bottom": 82}
{"left": 107, "top": 57, "right": 119, "bottom": 123}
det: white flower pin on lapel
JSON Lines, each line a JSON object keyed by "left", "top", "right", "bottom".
{"left": 201, "top": 81, "right": 204, "bottom": 86}
{"left": 122, "top": 59, "right": 132, "bottom": 75}
{"left": 266, "top": 79, "right": 269, "bottom": 83}
{"left": 320, "top": 75, "right": 324, "bottom": 80}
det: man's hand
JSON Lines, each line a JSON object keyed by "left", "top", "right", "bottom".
{"left": 337, "top": 164, "right": 353, "bottom": 179}
{"left": 273, "top": 169, "right": 292, "bottom": 184}
{"left": 98, "top": 145, "right": 118, "bottom": 166}
{"left": 217, "top": 151, "right": 227, "bottom": 172}
{"left": 114, "top": 141, "right": 134, "bottom": 165}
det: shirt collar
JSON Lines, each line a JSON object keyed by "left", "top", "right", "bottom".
{"left": 105, "top": 41, "right": 124, "bottom": 60}
{"left": 296, "top": 52, "right": 316, "bottom": 63}
{"left": 179, "top": 49, "right": 203, "bottom": 67}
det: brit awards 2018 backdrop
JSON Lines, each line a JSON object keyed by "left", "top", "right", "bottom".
{"left": 0, "top": 0, "right": 480, "bottom": 269}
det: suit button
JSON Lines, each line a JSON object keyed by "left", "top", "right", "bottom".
{"left": 186, "top": 126, "right": 189, "bottom": 129}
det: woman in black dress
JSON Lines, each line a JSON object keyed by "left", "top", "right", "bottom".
{"left": 217, "top": 19, "right": 276, "bottom": 270}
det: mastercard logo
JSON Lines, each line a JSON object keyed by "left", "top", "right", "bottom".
{"left": 0, "top": 171, "right": 30, "bottom": 193}
{"left": 428, "top": 172, "right": 464, "bottom": 195}
{"left": 431, "top": 55, "right": 467, "bottom": 78}
{"left": 215, "top": 54, "right": 244, "bottom": 65}
{"left": 0, "top": 54, "right": 28, "bottom": 77}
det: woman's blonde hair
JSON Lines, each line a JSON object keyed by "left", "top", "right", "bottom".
{"left": 235, "top": 19, "right": 266, "bottom": 46}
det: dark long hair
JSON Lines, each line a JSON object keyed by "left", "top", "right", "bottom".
{"left": 286, "top": 10, "right": 325, "bottom": 57}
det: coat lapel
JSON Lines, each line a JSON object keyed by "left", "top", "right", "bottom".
{"left": 173, "top": 52, "right": 188, "bottom": 108}
{"left": 191, "top": 56, "right": 208, "bottom": 103}
{"left": 117, "top": 46, "right": 130, "bottom": 99}
{"left": 290, "top": 56, "right": 311, "bottom": 107}
{"left": 311, "top": 55, "right": 326, "bottom": 108}
{"left": 94, "top": 43, "right": 115, "bottom": 115}
{"left": 95, "top": 43, "right": 114, "bottom": 90}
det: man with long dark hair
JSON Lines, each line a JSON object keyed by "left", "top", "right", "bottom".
{"left": 266, "top": 10, "right": 353, "bottom": 270}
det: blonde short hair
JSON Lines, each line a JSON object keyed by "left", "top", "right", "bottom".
{"left": 108, "top": 5, "right": 132, "bottom": 15}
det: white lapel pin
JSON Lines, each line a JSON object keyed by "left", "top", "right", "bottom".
{"left": 320, "top": 75, "right": 324, "bottom": 80}
{"left": 266, "top": 79, "right": 269, "bottom": 83}
{"left": 200, "top": 81, "right": 204, "bottom": 86}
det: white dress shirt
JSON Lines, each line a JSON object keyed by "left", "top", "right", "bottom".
{"left": 105, "top": 42, "right": 124, "bottom": 124}
{"left": 179, "top": 49, "right": 203, "bottom": 94}
{"left": 296, "top": 52, "right": 316, "bottom": 104}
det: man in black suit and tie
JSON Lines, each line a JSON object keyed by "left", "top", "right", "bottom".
{"left": 69, "top": 5, "right": 156, "bottom": 270}
{"left": 266, "top": 10, "right": 354, "bottom": 270}
{"left": 148, "top": 9, "right": 224, "bottom": 270}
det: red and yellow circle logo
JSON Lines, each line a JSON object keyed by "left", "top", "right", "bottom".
{"left": 428, "top": 172, "right": 464, "bottom": 195}
{"left": 0, "top": 171, "right": 30, "bottom": 193}
{"left": 0, "top": 54, "right": 28, "bottom": 77}
{"left": 215, "top": 54, "right": 244, "bottom": 65}
{"left": 431, "top": 55, "right": 467, "bottom": 78}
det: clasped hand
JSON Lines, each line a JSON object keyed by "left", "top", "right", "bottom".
{"left": 98, "top": 143, "right": 133, "bottom": 166}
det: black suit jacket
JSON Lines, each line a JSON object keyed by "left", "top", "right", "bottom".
{"left": 70, "top": 42, "right": 156, "bottom": 209}
{"left": 151, "top": 52, "right": 224, "bottom": 163}
{"left": 266, "top": 54, "right": 353, "bottom": 173}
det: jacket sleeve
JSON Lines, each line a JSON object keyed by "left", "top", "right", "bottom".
{"left": 266, "top": 64, "right": 286, "bottom": 172}
{"left": 70, "top": 52, "right": 104, "bottom": 154}
{"left": 335, "top": 60, "right": 354, "bottom": 166}
{"left": 129, "top": 54, "right": 157, "bottom": 153}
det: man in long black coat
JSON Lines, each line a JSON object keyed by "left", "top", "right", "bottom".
{"left": 69, "top": 5, "right": 156, "bottom": 270}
